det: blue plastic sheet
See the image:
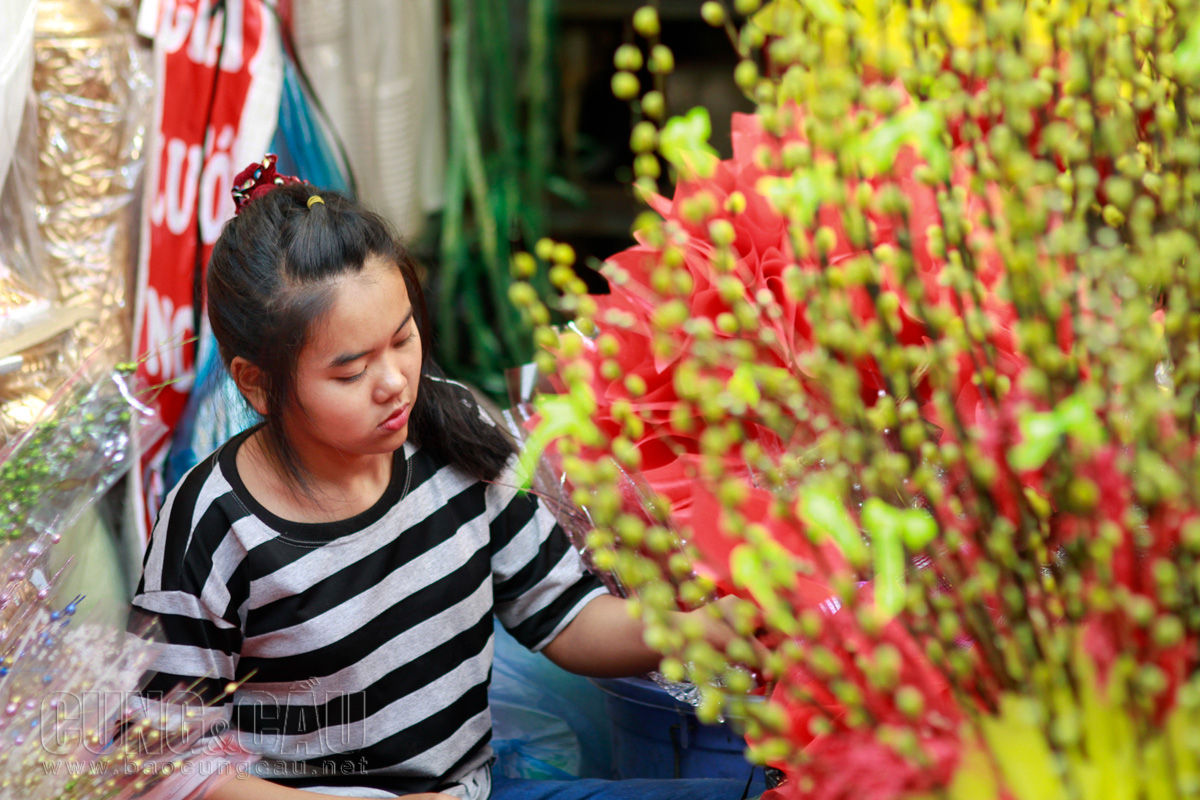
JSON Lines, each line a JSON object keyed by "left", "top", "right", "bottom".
{"left": 490, "top": 618, "right": 614, "bottom": 780}
{"left": 271, "top": 54, "right": 352, "bottom": 197}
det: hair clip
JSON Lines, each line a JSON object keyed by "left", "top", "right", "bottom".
{"left": 307, "top": 195, "right": 325, "bottom": 209}
{"left": 231, "top": 154, "right": 305, "bottom": 215}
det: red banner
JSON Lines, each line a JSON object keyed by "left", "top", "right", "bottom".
{"left": 132, "top": 0, "right": 281, "bottom": 542}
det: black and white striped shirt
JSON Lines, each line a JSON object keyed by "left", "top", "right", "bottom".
{"left": 132, "top": 426, "right": 606, "bottom": 798}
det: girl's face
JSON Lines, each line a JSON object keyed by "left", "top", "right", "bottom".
{"left": 285, "top": 254, "right": 422, "bottom": 468}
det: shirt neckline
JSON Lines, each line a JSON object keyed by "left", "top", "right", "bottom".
{"left": 218, "top": 424, "right": 411, "bottom": 542}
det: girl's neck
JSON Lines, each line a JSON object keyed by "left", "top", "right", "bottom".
{"left": 237, "top": 429, "right": 393, "bottom": 524}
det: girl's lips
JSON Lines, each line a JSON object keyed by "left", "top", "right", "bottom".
{"left": 380, "top": 404, "right": 410, "bottom": 432}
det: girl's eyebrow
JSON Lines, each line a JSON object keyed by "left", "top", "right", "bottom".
{"left": 327, "top": 309, "right": 414, "bottom": 368}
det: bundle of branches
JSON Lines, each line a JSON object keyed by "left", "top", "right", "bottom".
{"left": 510, "top": 0, "right": 1200, "bottom": 797}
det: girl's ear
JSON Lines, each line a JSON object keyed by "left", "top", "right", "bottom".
{"left": 230, "top": 357, "right": 268, "bottom": 416}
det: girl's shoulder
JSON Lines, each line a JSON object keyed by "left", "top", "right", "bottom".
{"left": 141, "top": 431, "right": 258, "bottom": 595}
{"left": 152, "top": 428, "right": 256, "bottom": 539}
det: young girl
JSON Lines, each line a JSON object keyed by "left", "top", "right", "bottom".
{"left": 131, "top": 157, "right": 753, "bottom": 800}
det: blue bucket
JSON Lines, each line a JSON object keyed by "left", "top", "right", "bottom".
{"left": 591, "top": 677, "right": 764, "bottom": 793}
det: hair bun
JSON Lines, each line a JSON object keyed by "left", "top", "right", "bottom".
{"left": 231, "top": 154, "right": 305, "bottom": 215}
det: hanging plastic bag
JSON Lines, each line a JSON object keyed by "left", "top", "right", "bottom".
{"left": 0, "top": 0, "right": 36, "bottom": 185}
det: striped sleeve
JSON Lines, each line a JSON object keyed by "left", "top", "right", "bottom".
{"left": 131, "top": 460, "right": 244, "bottom": 706}
{"left": 488, "top": 465, "right": 606, "bottom": 651}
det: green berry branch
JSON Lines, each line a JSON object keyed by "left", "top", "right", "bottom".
{"left": 509, "top": 0, "right": 1200, "bottom": 797}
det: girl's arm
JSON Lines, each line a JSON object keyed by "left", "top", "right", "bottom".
{"left": 539, "top": 594, "right": 755, "bottom": 677}
{"left": 200, "top": 773, "right": 457, "bottom": 800}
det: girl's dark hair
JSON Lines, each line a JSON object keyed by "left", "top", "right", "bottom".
{"left": 207, "top": 184, "right": 515, "bottom": 486}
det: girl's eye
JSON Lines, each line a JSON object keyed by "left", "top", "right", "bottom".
{"left": 336, "top": 371, "right": 366, "bottom": 383}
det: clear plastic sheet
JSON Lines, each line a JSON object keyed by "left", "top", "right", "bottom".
{"left": 0, "top": 0, "right": 36, "bottom": 186}
{"left": 489, "top": 619, "right": 614, "bottom": 780}
{"left": 0, "top": 603, "right": 236, "bottom": 800}
{"left": 0, "top": 0, "right": 153, "bottom": 446}
{"left": 502, "top": 396, "right": 622, "bottom": 597}
{"left": 0, "top": 91, "right": 87, "bottom": 446}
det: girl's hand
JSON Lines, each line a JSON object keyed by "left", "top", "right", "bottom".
{"left": 684, "top": 594, "right": 773, "bottom": 682}
{"left": 542, "top": 592, "right": 771, "bottom": 682}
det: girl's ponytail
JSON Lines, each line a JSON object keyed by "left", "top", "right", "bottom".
{"left": 408, "top": 364, "right": 516, "bottom": 482}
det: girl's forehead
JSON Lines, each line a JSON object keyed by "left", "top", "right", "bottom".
{"left": 305, "top": 260, "right": 412, "bottom": 358}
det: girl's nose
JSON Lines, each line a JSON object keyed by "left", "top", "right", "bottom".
{"left": 373, "top": 357, "right": 406, "bottom": 403}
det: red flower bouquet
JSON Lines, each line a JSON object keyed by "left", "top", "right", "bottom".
{"left": 510, "top": 1, "right": 1200, "bottom": 798}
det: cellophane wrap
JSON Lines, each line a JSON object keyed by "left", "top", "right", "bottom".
{"left": 0, "top": 358, "right": 256, "bottom": 800}
{"left": 32, "top": 0, "right": 153, "bottom": 362}
{"left": 503, "top": 361, "right": 623, "bottom": 599}
{"left": 503, "top": 362, "right": 719, "bottom": 709}
{"left": 0, "top": 353, "right": 162, "bottom": 573}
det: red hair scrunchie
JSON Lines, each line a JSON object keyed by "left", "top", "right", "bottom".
{"left": 231, "top": 154, "right": 306, "bottom": 215}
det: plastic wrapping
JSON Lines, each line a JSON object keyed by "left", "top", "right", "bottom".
{"left": 504, "top": 361, "right": 736, "bottom": 710}
{"left": 503, "top": 363, "right": 625, "bottom": 598}
{"left": 0, "top": 0, "right": 152, "bottom": 445}
{"left": 0, "top": 0, "right": 36, "bottom": 185}
{"left": 504, "top": 356, "right": 709, "bottom": 607}
{"left": 0, "top": 357, "right": 254, "bottom": 799}
{"left": 33, "top": 0, "right": 153, "bottom": 359}
{"left": 0, "top": 603, "right": 235, "bottom": 800}
{"left": 0, "top": 354, "right": 162, "bottom": 571}
{"left": 0, "top": 91, "right": 82, "bottom": 446}
{"left": 0, "top": 8, "right": 71, "bottom": 446}
{"left": 0, "top": 91, "right": 64, "bottom": 354}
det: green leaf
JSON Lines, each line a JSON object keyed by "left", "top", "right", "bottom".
{"left": 757, "top": 171, "right": 822, "bottom": 228}
{"left": 798, "top": 480, "right": 869, "bottom": 566}
{"left": 1176, "top": 16, "right": 1200, "bottom": 76}
{"left": 860, "top": 500, "right": 937, "bottom": 619}
{"left": 516, "top": 394, "right": 601, "bottom": 489}
{"left": 752, "top": 0, "right": 807, "bottom": 34}
{"left": 660, "top": 107, "right": 720, "bottom": 178}
{"left": 907, "top": 107, "right": 952, "bottom": 183}
{"left": 728, "top": 364, "right": 763, "bottom": 407}
{"left": 1009, "top": 409, "right": 1062, "bottom": 471}
{"left": 860, "top": 105, "right": 951, "bottom": 182}
{"left": 730, "top": 540, "right": 800, "bottom": 636}
{"left": 900, "top": 506, "right": 937, "bottom": 550}
{"left": 980, "top": 695, "right": 1069, "bottom": 800}
{"left": 1053, "top": 393, "right": 1105, "bottom": 447}
{"left": 861, "top": 498, "right": 906, "bottom": 619}
{"left": 1010, "top": 394, "right": 1107, "bottom": 471}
